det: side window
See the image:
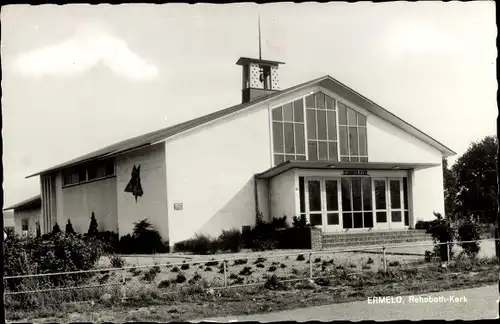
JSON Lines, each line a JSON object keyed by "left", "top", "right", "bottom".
{"left": 338, "top": 102, "right": 367, "bottom": 162}
{"left": 305, "top": 92, "right": 338, "bottom": 162}
{"left": 271, "top": 92, "right": 368, "bottom": 165}
{"left": 272, "top": 99, "right": 306, "bottom": 165}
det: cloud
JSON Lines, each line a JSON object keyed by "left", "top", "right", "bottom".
{"left": 14, "top": 24, "right": 159, "bottom": 81}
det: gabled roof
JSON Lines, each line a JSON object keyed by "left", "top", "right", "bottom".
{"left": 26, "top": 75, "right": 455, "bottom": 178}
{"left": 3, "top": 195, "right": 42, "bottom": 211}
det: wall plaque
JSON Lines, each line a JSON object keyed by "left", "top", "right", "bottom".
{"left": 342, "top": 170, "right": 369, "bottom": 176}
{"left": 174, "top": 202, "right": 183, "bottom": 211}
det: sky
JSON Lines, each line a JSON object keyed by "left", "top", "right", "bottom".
{"left": 1, "top": 2, "right": 497, "bottom": 208}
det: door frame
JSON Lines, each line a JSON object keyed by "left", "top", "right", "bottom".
{"left": 304, "top": 177, "right": 324, "bottom": 231}
{"left": 299, "top": 172, "right": 411, "bottom": 232}
{"left": 388, "top": 177, "right": 405, "bottom": 230}
{"left": 372, "top": 177, "right": 389, "bottom": 230}
{"left": 304, "top": 176, "right": 342, "bottom": 232}
{"left": 323, "top": 177, "right": 342, "bottom": 232}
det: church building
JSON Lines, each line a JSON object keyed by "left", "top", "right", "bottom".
{"left": 5, "top": 54, "right": 455, "bottom": 247}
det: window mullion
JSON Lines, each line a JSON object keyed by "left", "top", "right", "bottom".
{"left": 349, "top": 178, "right": 354, "bottom": 214}
{"left": 371, "top": 178, "right": 376, "bottom": 226}
{"left": 348, "top": 111, "right": 352, "bottom": 160}
{"left": 400, "top": 178, "right": 404, "bottom": 212}
{"left": 360, "top": 178, "right": 364, "bottom": 227}
{"left": 386, "top": 178, "right": 391, "bottom": 225}
{"left": 303, "top": 97, "right": 309, "bottom": 160}
{"left": 357, "top": 125, "right": 361, "bottom": 160}
{"left": 282, "top": 121, "right": 285, "bottom": 160}
{"left": 326, "top": 108, "right": 330, "bottom": 160}
{"left": 335, "top": 100, "right": 341, "bottom": 161}
{"left": 315, "top": 108, "right": 319, "bottom": 159}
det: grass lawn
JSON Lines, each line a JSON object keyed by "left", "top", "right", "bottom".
{"left": 6, "top": 257, "right": 498, "bottom": 323}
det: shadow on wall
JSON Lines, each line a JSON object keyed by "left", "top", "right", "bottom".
{"left": 196, "top": 177, "right": 257, "bottom": 238}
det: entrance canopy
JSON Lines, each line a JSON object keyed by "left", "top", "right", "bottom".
{"left": 255, "top": 161, "right": 439, "bottom": 179}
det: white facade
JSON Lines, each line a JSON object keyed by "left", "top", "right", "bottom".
{"left": 4, "top": 210, "right": 15, "bottom": 229}
{"left": 366, "top": 103, "right": 445, "bottom": 222}
{"left": 165, "top": 106, "right": 272, "bottom": 244}
{"left": 48, "top": 143, "right": 168, "bottom": 240}
{"left": 269, "top": 170, "right": 296, "bottom": 225}
{"left": 116, "top": 143, "right": 168, "bottom": 240}
{"left": 56, "top": 175, "right": 118, "bottom": 234}
{"left": 14, "top": 208, "right": 40, "bottom": 236}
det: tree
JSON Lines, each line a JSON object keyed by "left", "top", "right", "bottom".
{"left": 456, "top": 217, "right": 481, "bottom": 257}
{"left": 442, "top": 158, "right": 458, "bottom": 220}
{"left": 36, "top": 222, "right": 41, "bottom": 238}
{"left": 428, "top": 212, "right": 454, "bottom": 262}
{"left": 131, "top": 219, "right": 167, "bottom": 254}
{"left": 52, "top": 222, "right": 61, "bottom": 234}
{"left": 65, "top": 219, "right": 75, "bottom": 234}
{"left": 451, "top": 136, "right": 498, "bottom": 223}
{"left": 87, "top": 212, "right": 99, "bottom": 236}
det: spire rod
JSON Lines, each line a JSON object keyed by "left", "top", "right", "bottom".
{"left": 258, "top": 13, "right": 262, "bottom": 60}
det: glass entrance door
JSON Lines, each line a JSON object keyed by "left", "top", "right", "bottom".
{"left": 340, "top": 177, "right": 374, "bottom": 230}
{"left": 305, "top": 178, "right": 323, "bottom": 228}
{"left": 324, "top": 179, "right": 341, "bottom": 232}
{"left": 305, "top": 177, "right": 342, "bottom": 232}
{"left": 302, "top": 175, "right": 408, "bottom": 231}
{"left": 388, "top": 178, "right": 404, "bottom": 229}
{"left": 373, "top": 178, "right": 389, "bottom": 230}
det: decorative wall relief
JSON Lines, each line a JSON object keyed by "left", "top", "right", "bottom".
{"left": 125, "top": 165, "right": 143, "bottom": 202}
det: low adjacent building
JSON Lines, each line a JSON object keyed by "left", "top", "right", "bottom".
{"left": 3, "top": 195, "right": 41, "bottom": 237}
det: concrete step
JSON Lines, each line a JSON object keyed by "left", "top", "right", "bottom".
{"left": 322, "top": 234, "right": 429, "bottom": 240}
{"left": 323, "top": 235, "right": 431, "bottom": 241}
{"left": 322, "top": 231, "right": 430, "bottom": 237}
{"left": 322, "top": 235, "right": 431, "bottom": 243}
{"left": 323, "top": 232, "right": 428, "bottom": 236}
{"left": 322, "top": 233, "right": 430, "bottom": 238}
{"left": 321, "top": 231, "right": 433, "bottom": 249}
{"left": 323, "top": 240, "right": 432, "bottom": 249}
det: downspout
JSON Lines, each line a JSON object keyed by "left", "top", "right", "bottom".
{"left": 254, "top": 174, "right": 260, "bottom": 221}
{"left": 267, "top": 178, "right": 271, "bottom": 222}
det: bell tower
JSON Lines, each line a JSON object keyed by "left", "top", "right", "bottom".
{"left": 236, "top": 15, "right": 285, "bottom": 103}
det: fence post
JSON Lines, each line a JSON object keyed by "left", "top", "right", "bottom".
{"left": 382, "top": 246, "right": 387, "bottom": 273}
{"left": 223, "top": 260, "right": 227, "bottom": 288}
{"left": 121, "top": 269, "right": 126, "bottom": 302}
{"left": 309, "top": 252, "right": 313, "bottom": 279}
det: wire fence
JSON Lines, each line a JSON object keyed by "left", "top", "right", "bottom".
{"left": 4, "top": 238, "right": 499, "bottom": 309}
